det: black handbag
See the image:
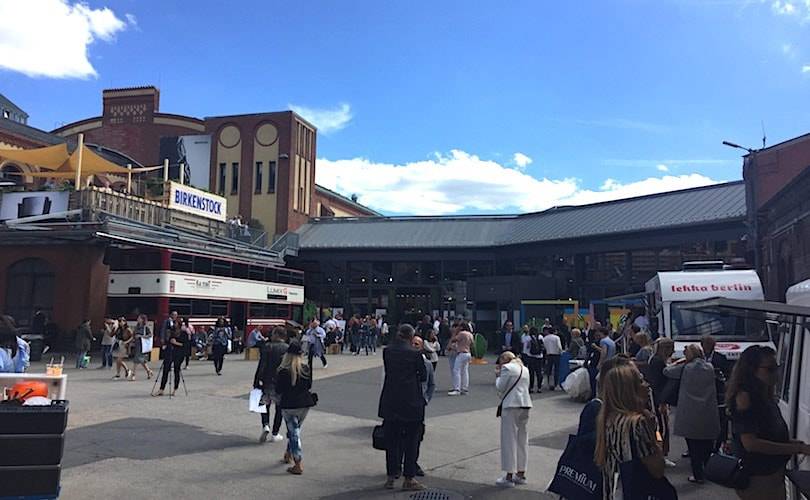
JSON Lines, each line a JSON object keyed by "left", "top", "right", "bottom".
{"left": 659, "top": 377, "right": 680, "bottom": 406}
{"left": 705, "top": 453, "right": 750, "bottom": 489}
{"left": 619, "top": 458, "right": 678, "bottom": 500}
{"left": 372, "top": 424, "right": 386, "bottom": 450}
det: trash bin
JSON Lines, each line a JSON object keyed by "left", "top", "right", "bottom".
{"left": 0, "top": 400, "right": 69, "bottom": 499}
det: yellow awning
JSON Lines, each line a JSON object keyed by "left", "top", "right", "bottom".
{"left": 0, "top": 144, "right": 69, "bottom": 169}
{"left": 67, "top": 146, "right": 132, "bottom": 174}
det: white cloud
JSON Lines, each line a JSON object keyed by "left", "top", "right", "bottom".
{"left": 803, "top": 65, "right": 810, "bottom": 72}
{"left": 289, "top": 103, "right": 352, "bottom": 134}
{"left": 315, "top": 150, "right": 722, "bottom": 215}
{"left": 0, "top": 0, "right": 130, "bottom": 79}
{"left": 656, "top": 164, "right": 670, "bottom": 172}
{"left": 772, "top": 0, "right": 797, "bottom": 15}
{"left": 782, "top": 43, "right": 798, "bottom": 58}
{"left": 512, "top": 152, "right": 533, "bottom": 169}
{"left": 125, "top": 13, "right": 139, "bottom": 30}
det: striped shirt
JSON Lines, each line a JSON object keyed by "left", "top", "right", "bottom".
{"left": 602, "top": 412, "right": 658, "bottom": 499}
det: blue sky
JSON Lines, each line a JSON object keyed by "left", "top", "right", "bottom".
{"left": 2, "top": 0, "right": 810, "bottom": 214}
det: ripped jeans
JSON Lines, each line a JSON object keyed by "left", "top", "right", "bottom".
{"left": 282, "top": 408, "right": 309, "bottom": 461}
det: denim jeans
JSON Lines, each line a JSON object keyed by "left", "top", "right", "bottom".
{"left": 102, "top": 345, "right": 113, "bottom": 367}
{"left": 448, "top": 353, "right": 457, "bottom": 386}
{"left": 75, "top": 350, "right": 87, "bottom": 368}
{"left": 282, "top": 408, "right": 309, "bottom": 461}
{"left": 452, "top": 352, "right": 471, "bottom": 392}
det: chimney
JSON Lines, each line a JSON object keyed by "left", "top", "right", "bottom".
{"left": 102, "top": 86, "right": 160, "bottom": 126}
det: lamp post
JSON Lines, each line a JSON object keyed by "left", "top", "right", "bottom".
{"left": 722, "top": 140, "right": 760, "bottom": 272}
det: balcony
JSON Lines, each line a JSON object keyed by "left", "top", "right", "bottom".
{"left": 1, "top": 186, "right": 267, "bottom": 246}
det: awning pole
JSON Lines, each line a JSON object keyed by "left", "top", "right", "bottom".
{"left": 163, "top": 158, "right": 169, "bottom": 183}
{"left": 126, "top": 163, "right": 132, "bottom": 193}
{"left": 74, "top": 133, "right": 84, "bottom": 191}
{"left": 179, "top": 162, "right": 185, "bottom": 184}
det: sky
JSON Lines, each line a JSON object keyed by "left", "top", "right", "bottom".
{"left": 1, "top": 0, "right": 809, "bottom": 215}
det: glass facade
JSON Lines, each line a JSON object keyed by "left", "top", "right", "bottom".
{"left": 297, "top": 238, "right": 745, "bottom": 327}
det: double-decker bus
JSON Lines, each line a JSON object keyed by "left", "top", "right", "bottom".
{"left": 104, "top": 247, "right": 303, "bottom": 337}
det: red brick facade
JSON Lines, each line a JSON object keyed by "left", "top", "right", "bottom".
{"left": 0, "top": 244, "right": 109, "bottom": 333}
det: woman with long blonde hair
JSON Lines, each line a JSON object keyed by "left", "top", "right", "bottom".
{"left": 594, "top": 362, "right": 666, "bottom": 499}
{"left": 276, "top": 341, "right": 317, "bottom": 475}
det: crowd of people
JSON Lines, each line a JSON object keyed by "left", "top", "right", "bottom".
{"left": 3, "top": 306, "right": 810, "bottom": 499}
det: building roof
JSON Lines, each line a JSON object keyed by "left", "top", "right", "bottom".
{"left": 0, "top": 93, "right": 28, "bottom": 120}
{"left": 295, "top": 181, "right": 746, "bottom": 250}
{"left": 0, "top": 216, "right": 284, "bottom": 267}
{"left": 314, "top": 184, "right": 382, "bottom": 216}
{"left": 0, "top": 117, "right": 64, "bottom": 146}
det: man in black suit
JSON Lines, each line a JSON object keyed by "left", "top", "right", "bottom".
{"left": 498, "top": 320, "right": 522, "bottom": 355}
{"left": 379, "top": 323, "right": 427, "bottom": 491}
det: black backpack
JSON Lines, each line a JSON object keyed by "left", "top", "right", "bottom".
{"left": 529, "top": 336, "right": 543, "bottom": 355}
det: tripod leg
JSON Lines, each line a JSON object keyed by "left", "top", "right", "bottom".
{"left": 151, "top": 358, "right": 165, "bottom": 396}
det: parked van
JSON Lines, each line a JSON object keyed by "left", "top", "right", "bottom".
{"left": 645, "top": 261, "right": 775, "bottom": 359}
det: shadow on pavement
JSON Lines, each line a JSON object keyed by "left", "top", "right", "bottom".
{"left": 320, "top": 475, "right": 556, "bottom": 500}
{"left": 64, "top": 417, "right": 255, "bottom": 468}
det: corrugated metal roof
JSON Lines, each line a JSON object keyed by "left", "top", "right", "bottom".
{"left": 0, "top": 117, "right": 64, "bottom": 146}
{"left": 296, "top": 181, "right": 746, "bottom": 250}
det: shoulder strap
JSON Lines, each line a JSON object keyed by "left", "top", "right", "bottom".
{"left": 500, "top": 366, "right": 524, "bottom": 405}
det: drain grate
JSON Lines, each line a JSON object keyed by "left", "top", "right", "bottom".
{"left": 409, "top": 490, "right": 462, "bottom": 500}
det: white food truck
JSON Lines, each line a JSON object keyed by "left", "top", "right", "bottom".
{"left": 645, "top": 261, "right": 775, "bottom": 359}
{"left": 679, "top": 282, "right": 810, "bottom": 497}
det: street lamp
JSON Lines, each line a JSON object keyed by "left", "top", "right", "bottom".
{"left": 722, "top": 140, "right": 760, "bottom": 272}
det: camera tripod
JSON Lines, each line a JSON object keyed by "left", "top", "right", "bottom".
{"left": 150, "top": 354, "right": 188, "bottom": 398}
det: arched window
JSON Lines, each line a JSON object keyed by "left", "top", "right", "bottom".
{"left": 4, "top": 258, "right": 54, "bottom": 327}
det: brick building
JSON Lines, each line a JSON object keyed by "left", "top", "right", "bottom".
{"left": 51, "top": 86, "right": 376, "bottom": 238}
{"left": 743, "top": 133, "right": 810, "bottom": 300}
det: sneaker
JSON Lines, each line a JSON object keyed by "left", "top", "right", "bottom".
{"left": 384, "top": 478, "right": 395, "bottom": 489}
{"left": 496, "top": 476, "right": 516, "bottom": 487}
{"left": 270, "top": 434, "right": 284, "bottom": 442}
{"left": 461, "top": 390, "right": 469, "bottom": 395}
{"left": 512, "top": 475, "right": 527, "bottom": 485}
{"left": 402, "top": 478, "right": 425, "bottom": 491}
{"left": 260, "top": 425, "right": 270, "bottom": 443}
{"left": 665, "top": 458, "right": 677, "bottom": 468}
{"left": 448, "top": 390, "right": 461, "bottom": 396}
{"left": 323, "top": 363, "right": 328, "bottom": 369}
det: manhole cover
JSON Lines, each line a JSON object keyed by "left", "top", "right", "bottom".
{"left": 409, "top": 490, "right": 463, "bottom": 500}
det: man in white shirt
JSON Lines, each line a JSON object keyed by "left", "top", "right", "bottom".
{"left": 541, "top": 328, "right": 563, "bottom": 391}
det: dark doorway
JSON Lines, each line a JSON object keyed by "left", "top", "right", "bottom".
{"left": 5, "top": 258, "right": 54, "bottom": 327}
{"left": 230, "top": 302, "right": 247, "bottom": 332}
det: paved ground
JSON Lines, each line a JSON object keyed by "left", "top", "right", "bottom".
{"left": 30, "top": 350, "right": 736, "bottom": 499}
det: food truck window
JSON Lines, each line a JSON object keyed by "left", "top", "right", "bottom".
{"left": 670, "top": 302, "right": 770, "bottom": 341}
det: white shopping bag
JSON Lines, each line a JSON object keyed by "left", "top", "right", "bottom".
{"left": 227, "top": 340, "right": 233, "bottom": 353}
{"left": 141, "top": 336, "right": 153, "bottom": 354}
{"left": 562, "top": 367, "right": 591, "bottom": 402}
{"left": 249, "top": 388, "right": 267, "bottom": 413}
